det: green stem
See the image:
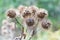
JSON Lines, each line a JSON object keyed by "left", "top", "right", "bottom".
{"left": 15, "top": 18, "right": 24, "bottom": 40}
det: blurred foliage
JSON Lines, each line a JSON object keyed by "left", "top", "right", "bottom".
{"left": 0, "top": 0, "right": 60, "bottom": 31}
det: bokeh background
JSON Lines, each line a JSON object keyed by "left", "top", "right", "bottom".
{"left": 0, "top": 0, "right": 60, "bottom": 40}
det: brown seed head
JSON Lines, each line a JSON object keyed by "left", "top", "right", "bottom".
{"left": 37, "top": 8, "right": 48, "bottom": 19}
{"left": 41, "top": 19, "right": 51, "bottom": 29}
{"left": 26, "top": 18, "right": 35, "bottom": 26}
{"left": 29, "top": 6, "right": 39, "bottom": 15}
{"left": 22, "top": 8, "right": 32, "bottom": 18}
{"left": 7, "top": 9, "right": 16, "bottom": 18}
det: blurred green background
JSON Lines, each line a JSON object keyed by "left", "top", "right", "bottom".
{"left": 0, "top": 0, "right": 60, "bottom": 31}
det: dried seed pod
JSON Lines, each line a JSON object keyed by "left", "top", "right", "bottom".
{"left": 18, "top": 5, "right": 27, "bottom": 13}
{"left": 1, "top": 25, "right": 14, "bottom": 39}
{"left": 29, "top": 6, "right": 39, "bottom": 15}
{"left": 7, "top": 22, "right": 15, "bottom": 31}
{"left": 26, "top": 18, "right": 35, "bottom": 26}
{"left": 37, "top": 8, "right": 48, "bottom": 19}
{"left": 22, "top": 8, "right": 32, "bottom": 18}
{"left": 22, "top": 16, "right": 38, "bottom": 38}
{"left": 41, "top": 19, "right": 51, "bottom": 29}
{"left": 2, "top": 20, "right": 9, "bottom": 25}
{"left": 1, "top": 26, "right": 7, "bottom": 35}
{"left": 22, "top": 10, "right": 31, "bottom": 18}
{"left": 6, "top": 8, "right": 16, "bottom": 18}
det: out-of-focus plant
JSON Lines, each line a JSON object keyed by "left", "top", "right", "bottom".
{"left": 1, "top": 5, "right": 52, "bottom": 40}
{"left": 0, "top": 0, "right": 60, "bottom": 40}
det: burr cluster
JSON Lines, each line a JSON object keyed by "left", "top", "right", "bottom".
{"left": 1, "top": 5, "right": 52, "bottom": 40}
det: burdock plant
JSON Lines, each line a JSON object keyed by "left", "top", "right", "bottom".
{"left": 1, "top": 5, "right": 52, "bottom": 40}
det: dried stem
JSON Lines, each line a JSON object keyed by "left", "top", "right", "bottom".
{"left": 28, "top": 20, "right": 39, "bottom": 40}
